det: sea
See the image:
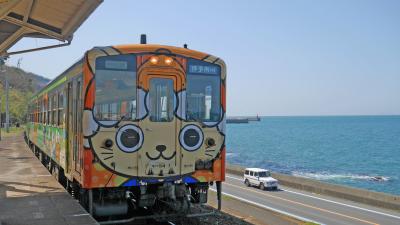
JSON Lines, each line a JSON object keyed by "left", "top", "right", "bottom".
{"left": 226, "top": 116, "right": 400, "bottom": 196}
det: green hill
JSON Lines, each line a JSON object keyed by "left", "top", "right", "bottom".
{"left": 0, "top": 65, "right": 50, "bottom": 123}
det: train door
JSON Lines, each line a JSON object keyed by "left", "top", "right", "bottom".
{"left": 66, "top": 78, "right": 82, "bottom": 175}
{"left": 74, "top": 78, "right": 82, "bottom": 174}
{"left": 67, "top": 81, "right": 73, "bottom": 173}
{"left": 138, "top": 73, "right": 182, "bottom": 177}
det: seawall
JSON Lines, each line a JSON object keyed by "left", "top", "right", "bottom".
{"left": 226, "top": 164, "right": 400, "bottom": 212}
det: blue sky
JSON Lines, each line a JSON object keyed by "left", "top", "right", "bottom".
{"left": 7, "top": 0, "right": 400, "bottom": 116}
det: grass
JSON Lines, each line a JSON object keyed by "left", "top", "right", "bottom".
{"left": 0, "top": 126, "right": 24, "bottom": 137}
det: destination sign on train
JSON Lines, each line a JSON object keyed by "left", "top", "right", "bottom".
{"left": 188, "top": 64, "right": 219, "bottom": 75}
{"left": 105, "top": 60, "right": 128, "bottom": 70}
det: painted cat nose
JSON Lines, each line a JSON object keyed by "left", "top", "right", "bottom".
{"left": 156, "top": 145, "right": 166, "bottom": 152}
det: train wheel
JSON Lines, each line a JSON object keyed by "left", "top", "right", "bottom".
{"left": 51, "top": 164, "right": 59, "bottom": 181}
{"left": 34, "top": 146, "right": 39, "bottom": 158}
{"left": 78, "top": 189, "right": 89, "bottom": 210}
{"left": 39, "top": 151, "right": 43, "bottom": 164}
{"left": 47, "top": 159, "right": 52, "bottom": 171}
{"left": 58, "top": 168, "right": 67, "bottom": 188}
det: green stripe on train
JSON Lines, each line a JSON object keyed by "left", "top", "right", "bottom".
{"left": 33, "top": 76, "right": 67, "bottom": 99}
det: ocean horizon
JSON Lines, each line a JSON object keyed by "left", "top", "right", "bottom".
{"left": 226, "top": 115, "right": 400, "bottom": 196}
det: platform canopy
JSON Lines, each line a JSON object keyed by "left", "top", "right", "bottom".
{"left": 0, "top": 0, "right": 102, "bottom": 57}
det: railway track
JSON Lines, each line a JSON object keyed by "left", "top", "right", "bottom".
{"left": 99, "top": 217, "right": 179, "bottom": 225}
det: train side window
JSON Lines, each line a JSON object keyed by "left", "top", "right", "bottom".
{"left": 40, "top": 100, "right": 42, "bottom": 123}
{"left": 58, "top": 91, "right": 64, "bottom": 126}
{"left": 43, "top": 99, "right": 47, "bottom": 124}
{"left": 38, "top": 100, "right": 40, "bottom": 123}
{"left": 53, "top": 94, "right": 58, "bottom": 126}
{"left": 39, "top": 100, "right": 42, "bottom": 123}
{"left": 35, "top": 101, "right": 38, "bottom": 123}
{"left": 250, "top": 171, "right": 254, "bottom": 176}
{"left": 47, "top": 98, "right": 51, "bottom": 125}
{"left": 43, "top": 99, "right": 45, "bottom": 123}
{"left": 43, "top": 99, "right": 46, "bottom": 124}
{"left": 245, "top": 170, "right": 249, "bottom": 175}
{"left": 34, "top": 105, "right": 36, "bottom": 122}
{"left": 46, "top": 97, "right": 48, "bottom": 124}
{"left": 49, "top": 95, "right": 52, "bottom": 125}
{"left": 94, "top": 54, "right": 137, "bottom": 121}
{"left": 36, "top": 103, "right": 38, "bottom": 122}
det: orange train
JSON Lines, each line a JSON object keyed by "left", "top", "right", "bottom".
{"left": 25, "top": 36, "right": 226, "bottom": 221}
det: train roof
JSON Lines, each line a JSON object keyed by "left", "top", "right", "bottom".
{"left": 30, "top": 44, "right": 225, "bottom": 100}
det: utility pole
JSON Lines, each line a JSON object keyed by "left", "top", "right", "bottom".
{"left": 0, "top": 95, "right": 2, "bottom": 140}
{"left": 0, "top": 57, "right": 4, "bottom": 139}
{"left": 5, "top": 78, "right": 9, "bottom": 133}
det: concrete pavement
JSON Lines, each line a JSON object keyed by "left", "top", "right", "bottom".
{"left": 0, "top": 133, "right": 98, "bottom": 225}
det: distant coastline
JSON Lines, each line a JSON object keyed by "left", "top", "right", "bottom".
{"left": 227, "top": 115, "right": 261, "bottom": 124}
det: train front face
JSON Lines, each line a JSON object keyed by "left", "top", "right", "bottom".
{"left": 82, "top": 45, "right": 226, "bottom": 215}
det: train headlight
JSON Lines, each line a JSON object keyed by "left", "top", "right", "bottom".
{"left": 195, "top": 159, "right": 205, "bottom": 170}
{"left": 204, "top": 160, "right": 213, "bottom": 169}
{"left": 104, "top": 139, "right": 113, "bottom": 148}
{"left": 179, "top": 124, "right": 203, "bottom": 151}
{"left": 116, "top": 124, "right": 144, "bottom": 153}
{"left": 206, "top": 138, "right": 216, "bottom": 147}
{"left": 195, "top": 159, "right": 213, "bottom": 170}
{"left": 150, "top": 56, "right": 158, "bottom": 64}
{"left": 164, "top": 57, "right": 173, "bottom": 65}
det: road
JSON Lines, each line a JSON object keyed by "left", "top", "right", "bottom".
{"left": 211, "top": 174, "right": 400, "bottom": 225}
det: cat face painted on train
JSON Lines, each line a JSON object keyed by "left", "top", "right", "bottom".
{"left": 82, "top": 51, "right": 225, "bottom": 179}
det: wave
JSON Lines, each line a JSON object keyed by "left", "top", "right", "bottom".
{"left": 226, "top": 152, "right": 237, "bottom": 157}
{"left": 291, "top": 171, "right": 390, "bottom": 182}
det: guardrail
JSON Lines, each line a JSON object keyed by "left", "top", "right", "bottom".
{"left": 226, "top": 164, "right": 400, "bottom": 212}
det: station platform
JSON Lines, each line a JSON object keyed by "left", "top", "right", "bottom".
{"left": 0, "top": 133, "right": 98, "bottom": 225}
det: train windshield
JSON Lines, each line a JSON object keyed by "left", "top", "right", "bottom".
{"left": 186, "top": 59, "right": 221, "bottom": 122}
{"left": 149, "top": 78, "right": 175, "bottom": 122}
{"left": 94, "top": 54, "right": 137, "bottom": 121}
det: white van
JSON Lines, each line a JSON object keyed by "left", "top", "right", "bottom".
{"left": 244, "top": 168, "right": 278, "bottom": 190}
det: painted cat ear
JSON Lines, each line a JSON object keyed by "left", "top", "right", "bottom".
{"left": 201, "top": 108, "right": 224, "bottom": 127}
{"left": 83, "top": 110, "right": 99, "bottom": 148}
{"left": 83, "top": 138, "right": 90, "bottom": 148}
{"left": 90, "top": 108, "right": 120, "bottom": 128}
{"left": 137, "top": 88, "right": 148, "bottom": 120}
{"left": 176, "top": 90, "right": 186, "bottom": 120}
{"left": 217, "top": 113, "right": 226, "bottom": 135}
{"left": 83, "top": 110, "right": 99, "bottom": 137}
